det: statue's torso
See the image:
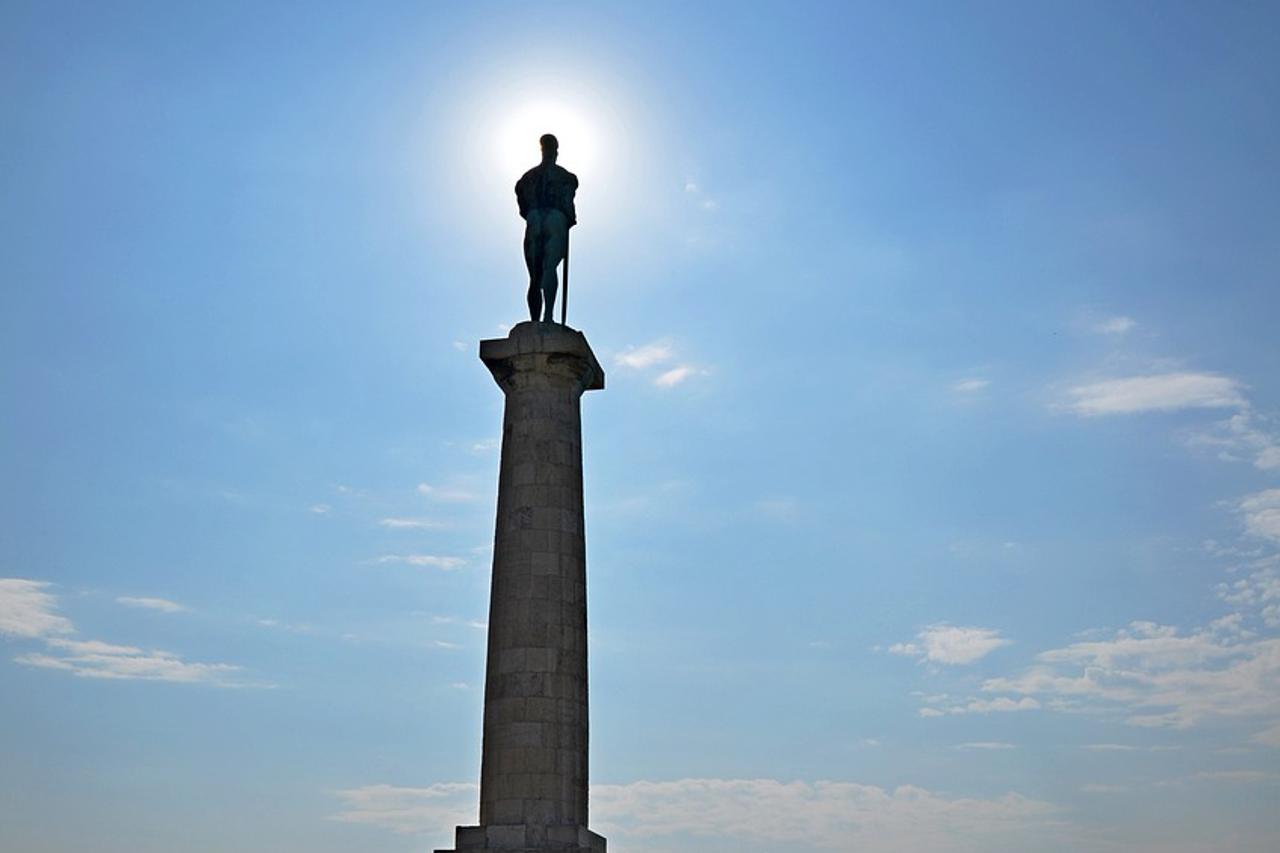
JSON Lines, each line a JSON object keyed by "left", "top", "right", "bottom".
{"left": 516, "top": 163, "right": 578, "bottom": 226}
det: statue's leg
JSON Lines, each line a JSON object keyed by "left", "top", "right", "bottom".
{"left": 539, "top": 211, "right": 568, "bottom": 323}
{"left": 523, "top": 216, "right": 543, "bottom": 323}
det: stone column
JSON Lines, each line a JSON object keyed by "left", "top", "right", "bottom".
{"left": 437, "top": 322, "right": 606, "bottom": 853}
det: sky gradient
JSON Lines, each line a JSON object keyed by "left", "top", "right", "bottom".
{"left": 3, "top": 2, "right": 1280, "bottom": 851}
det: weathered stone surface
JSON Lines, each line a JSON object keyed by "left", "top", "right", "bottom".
{"left": 437, "top": 322, "right": 605, "bottom": 853}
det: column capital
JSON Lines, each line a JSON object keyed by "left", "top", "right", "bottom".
{"left": 480, "top": 322, "right": 605, "bottom": 395}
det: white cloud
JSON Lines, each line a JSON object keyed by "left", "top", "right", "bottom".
{"left": 615, "top": 340, "right": 674, "bottom": 370}
{"left": 1093, "top": 316, "right": 1136, "bottom": 335}
{"left": 954, "top": 697, "right": 1041, "bottom": 715}
{"left": 1217, "top": 564, "right": 1280, "bottom": 628}
{"left": 377, "top": 554, "right": 466, "bottom": 571}
{"left": 1185, "top": 413, "right": 1280, "bottom": 471}
{"left": 254, "top": 618, "right": 316, "bottom": 636}
{"left": 416, "top": 483, "right": 478, "bottom": 503}
{"left": 333, "top": 778, "right": 1062, "bottom": 852}
{"left": 613, "top": 340, "right": 709, "bottom": 389}
{"left": 654, "top": 365, "right": 699, "bottom": 388}
{"left": 3, "top": 579, "right": 249, "bottom": 686}
{"left": 952, "top": 378, "right": 991, "bottom": 393}
{"left": 1162, "top": 770, "right": 1277, "bottom": 785}
{"left": 331, "top": 783, "right": 475, "bottom": 835}
{"left": 378, "top": 517, "right": 448, "bottom": 530}
{"left": 309, "top": 504, "right": 332, "bottom": 515}
{"left": 890, "top": 625, "right": 1011, "bottom": 665}
{"left": 981, "top": 622, "right": 1280, "bottom": 731}
{"left": 1239, "top": 490, "right": 1280, "bottom": 543}
{"left": 115, "top": 596, "right": 187, "bottom": 614}
{"left": 1062, "top": 372, "right": 1246, "bottom": 416}
{"left": 1080, "top": 743, "right": 1178, "bottom": 753}
{"left": 0, "top": 579, "right": 74, "bottom": 638}
{"left": 1254, "top": 722, "right": 1280, "bottom": 747}
{"left": 18, "top": 637, "right": 244, "bottom": 683}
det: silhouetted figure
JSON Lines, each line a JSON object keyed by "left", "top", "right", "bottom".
{"left": 515, "top": 134, "right": 578, "bottom": 323}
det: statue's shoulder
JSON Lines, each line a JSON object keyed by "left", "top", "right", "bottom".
{"left": 555, "top": 165, "right": 579, "bottom": 187}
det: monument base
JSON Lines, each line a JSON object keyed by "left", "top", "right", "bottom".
{"left": 435, "top": 823, "right": 606, "bottom": 853}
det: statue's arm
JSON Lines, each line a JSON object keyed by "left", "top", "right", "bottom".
{"left": 514, "top": 178, "right": 529, "bottom": 219}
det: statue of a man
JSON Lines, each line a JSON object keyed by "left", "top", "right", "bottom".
{"left": 515, "top": 134, "right": 578, "bottom": 323}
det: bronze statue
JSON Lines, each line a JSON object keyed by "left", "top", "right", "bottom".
{"left": 515, "top": 134, "right": 578, "bottom": 324}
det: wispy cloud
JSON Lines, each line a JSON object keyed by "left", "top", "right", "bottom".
{"left": 0, "top": 579, "right": 74, "bottom": 638}
{"left": 1081, "top": 743, "right": 1178, "bottom": 752}
{"left": 416, "top": 483, "right": 478, "bottom": 503}
{"left": 309, "top": 504, "right": 333, "bottom": 515}
{"left": 614, "top": 339, "right": 707, "bottom": 389}
{"left": 1254, "top": 723, "right": 1280, "bottom": 747}
{"left": 18, "top": 638, "right": 243, "bottom": 683}
{"left": 376, "top": 555, "right": 466, "bottom": 571}
{"left": 1159, "top": 770, "right": 1277, "bottom": 786}
{"left": 330, "top": 783, "right": 475, "bottom": 835}
{"left": 1186, "top": 413, "right": 1280, "bottom": 471}
{"left": 889, "top": 624, "right": 1011, "bottom": 665}
{"left": 2, "top": 579, "right": 248, "bottom": 686}
{"left": 333, "top": 778, "right": 1062, "bottom": 850}
{"left": 952, "top": 378, "right": 991, "bottom": 393}
{"left": 921, "top": 696, "right": 1041, "bottom": 716}
{"left": 1061, "top": 372, "right": 1246, "bottom": 416}
{"left": 980, "top": 621, "right": 1280, "bottom": 731}
{"left": 1093, "top": 316, "right": 1136, "bottom": 335}
{"left": 682, "top": 179, "right": 720, "bottom": 213}
{"left": 378, "top": 517, "right": 448, "bottom": 530}
{"left": 1239, "top": 490, "right": 1280, "bottom": 543}
{"left": 1214, "top": 562, "right": 1278, "bottom": 629}
{"left": 754, "top": 496, "right": 799, "bottom": 522}
{"left": 654, "top": 365, "right": 702, "bottom": 388}
{"left": 615, "top": 340, "right": 674, "bottom": 370}
{"left": 115, "top": 596, "right": 187, "bottom": 614}
{"left": 255, "top": 618, "right": 316, "bottom": 635}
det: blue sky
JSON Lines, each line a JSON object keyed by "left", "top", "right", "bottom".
{"left": 3, "top": 2, "right": 1279, "bottom": 851}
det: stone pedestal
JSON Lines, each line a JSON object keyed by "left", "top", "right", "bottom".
{"left": 436, "top": 322, "right": 606, "bottom": 853}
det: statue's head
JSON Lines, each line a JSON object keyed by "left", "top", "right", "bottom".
{"left": 540, "top": 133, "right": 559, "bottom": 162}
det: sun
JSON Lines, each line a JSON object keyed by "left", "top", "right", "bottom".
{"left": 495, "top": 100, "right": 600, "bottom": 181}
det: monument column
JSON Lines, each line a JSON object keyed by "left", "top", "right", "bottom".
{"left": 438, "top": 321, "right": 606, "bottom": 853}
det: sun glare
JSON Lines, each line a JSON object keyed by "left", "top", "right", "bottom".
{"left": 495, "top": 100, "right": 601, "bottom": 182}
{"left": 447, "top": 74, "right": 641, "bottom": 237}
